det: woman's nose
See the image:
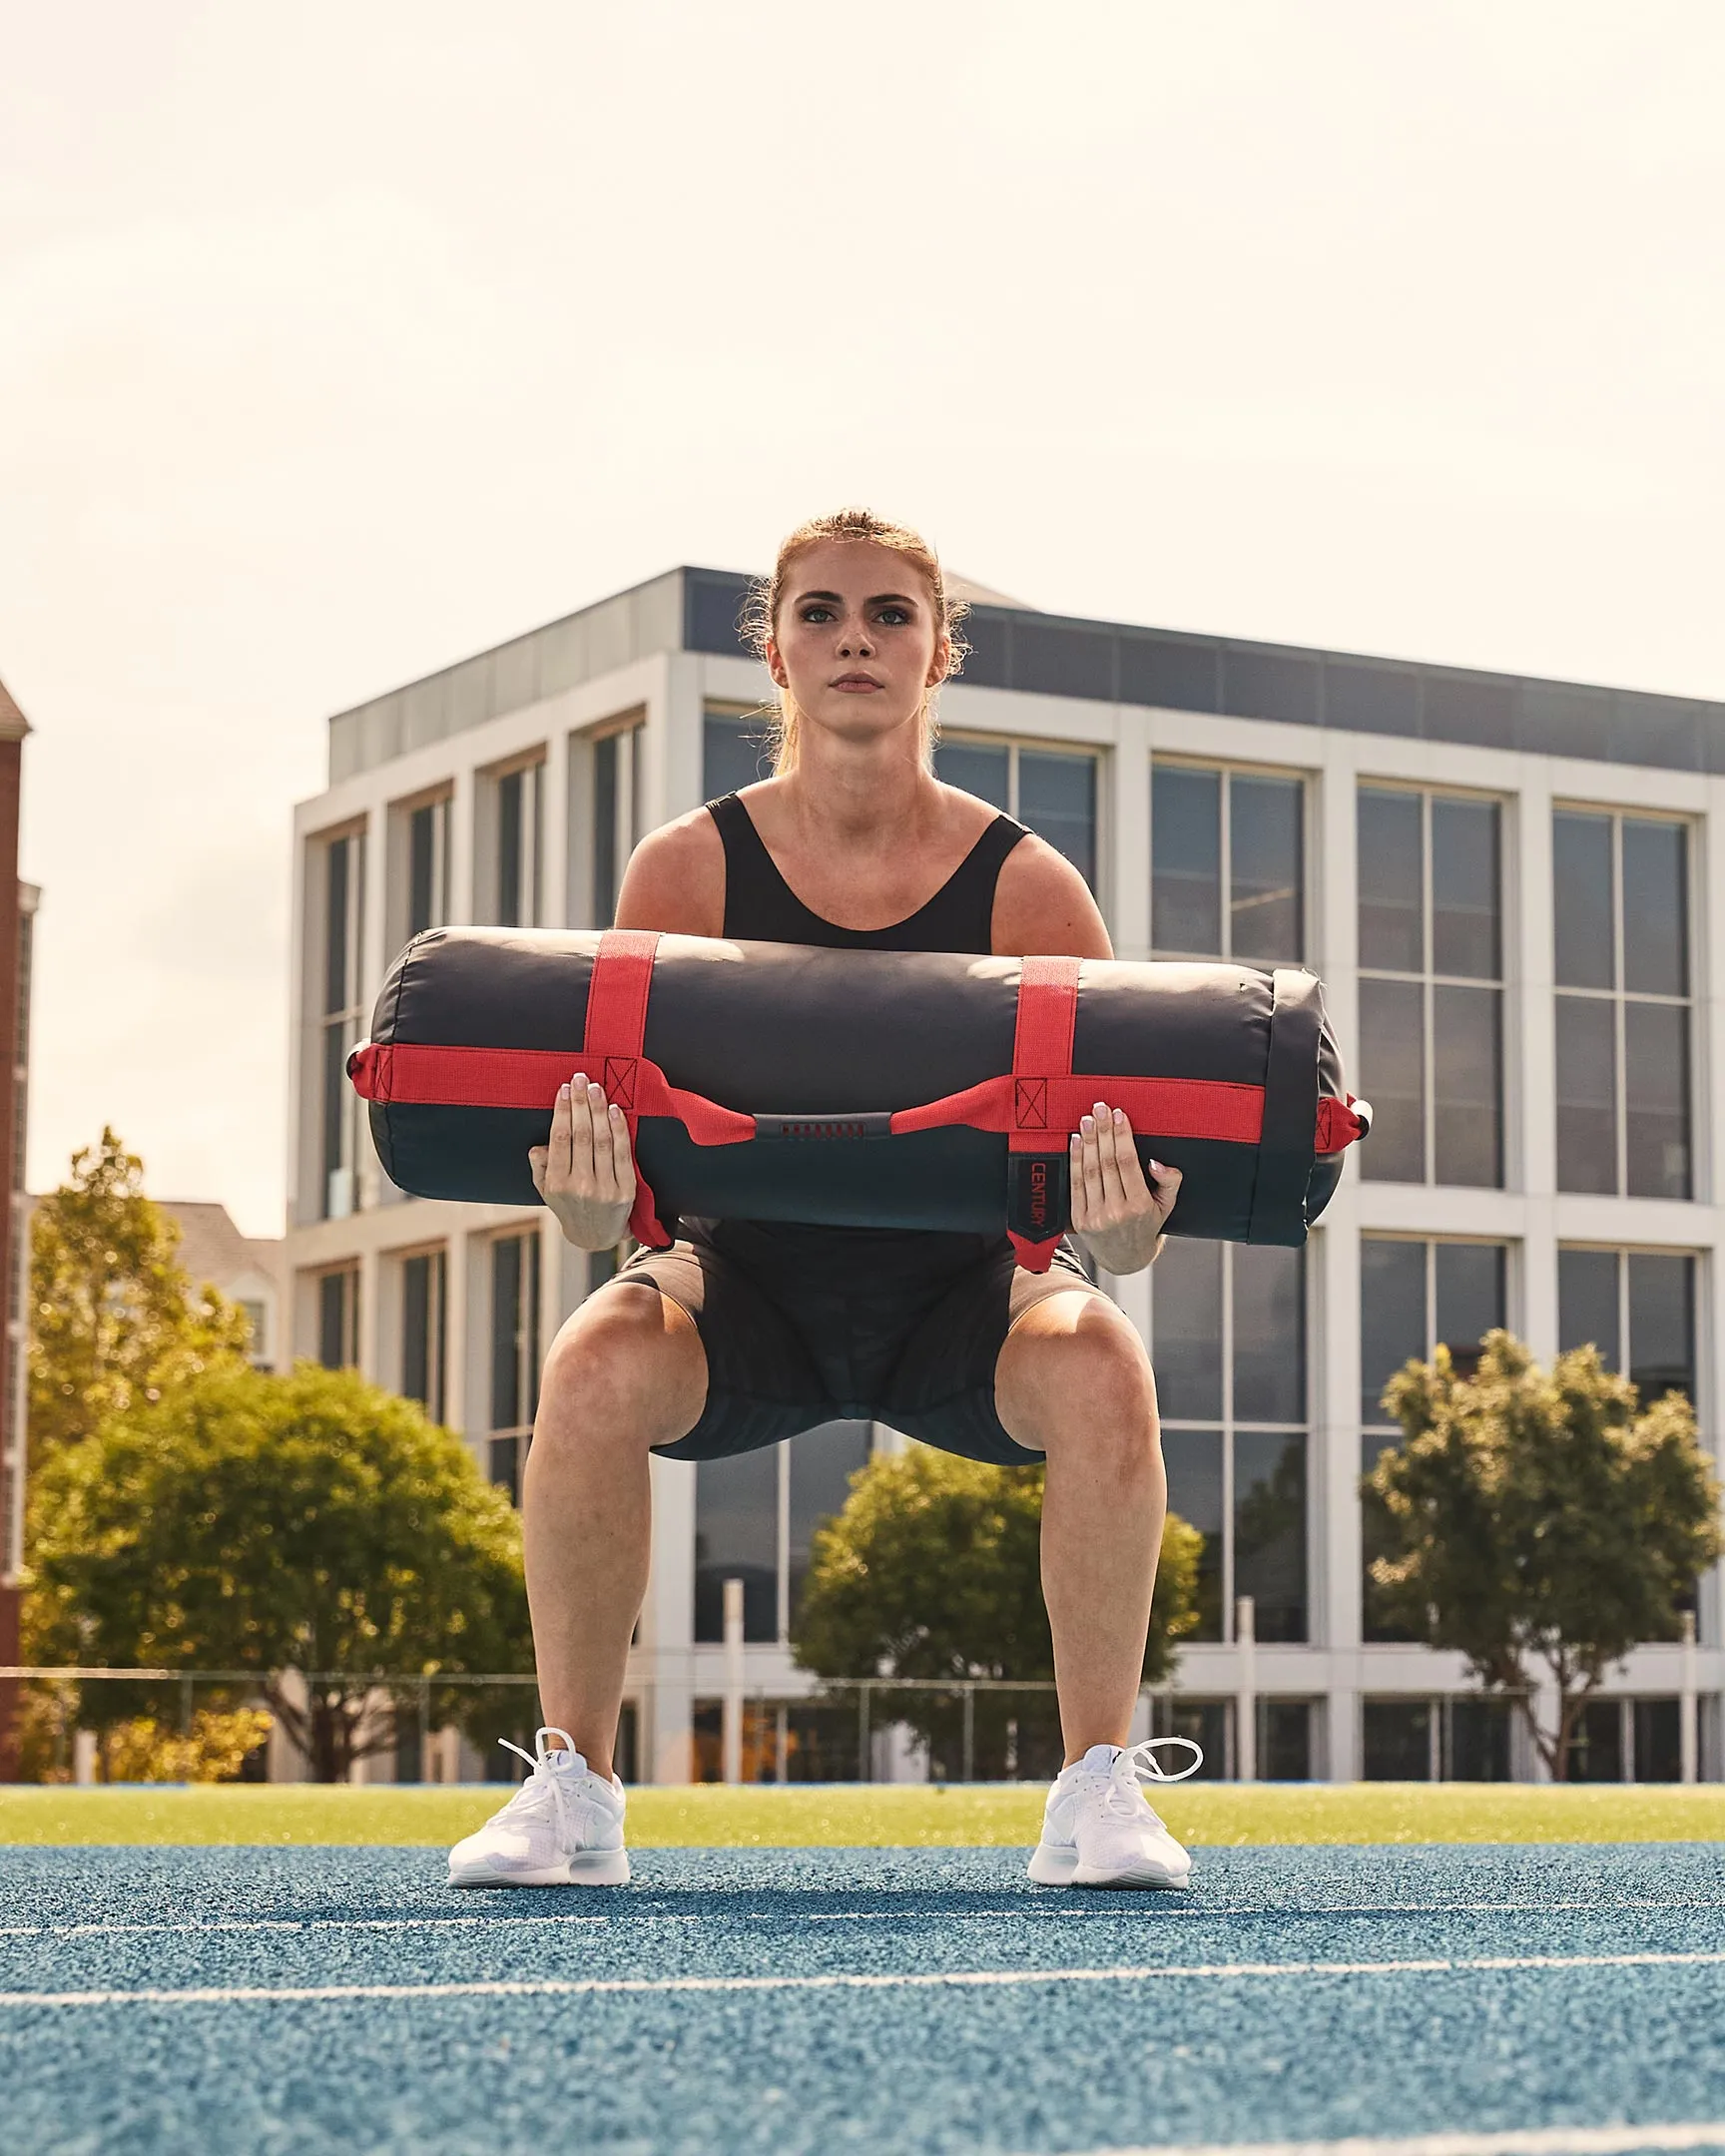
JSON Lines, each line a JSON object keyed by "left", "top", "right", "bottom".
{"left": 838, "top": 621, "right": 874, "bottom": 657}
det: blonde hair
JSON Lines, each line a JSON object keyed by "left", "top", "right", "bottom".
{"left": 739, "top": 507, "right": 970, "bottom": 777}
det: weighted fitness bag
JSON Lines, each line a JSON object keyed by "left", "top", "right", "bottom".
{"left": 348, "top": 927, "right": 1370, "bottom": 1270}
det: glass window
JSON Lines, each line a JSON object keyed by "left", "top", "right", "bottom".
{"left": 407, "top": 797, "right": 450, "bottom": 939}
{"left": 1361, "top": 1238, "right": 1506, "bottom": 1641}
{"left": 934, "top": 741, "right": 1010, "bottom": 809}
{"left": 936, "top": 736, "right": 1102, "bottom": 894}
{"left": 493, "top": 761, "right": 543, "bottom": 928}
{"left": 693, "top": 1421, "right": 874, "bottom": 1646}
{"left": 1160, "top": 1429, "right": 1223, "bottom": 1642}
{"left": 315, "top": 1266, "right": 359, "bottom": 1370}
{"left": 1152, "top": 763, "right": 1303, "bottom": 964}
{"left": 1155, "top": 759, "right": 1302, "bottom": 961}
{"left": 1634, "top": 1698, "right": 1682, "bottom": 1783}
{"left": 1018, "top": 751, "right": 1097, "bottom": 887}
{"left": 1230, "top": 775, "right": 1303, "bottom": 963}
{"left": 704, "top": 709, "right": 772, "bottom": 799}
{"left": 586, "top": 724, "right": 644, "bottom": 930}
{"left": 488, "top": 1232, "right": 541, "bottom": 1503}
{"left": 1258, "top": 1701, "right": 1313, "bottom": 1782}
{"left": 1151, "top": 766, "right": 1220, "bottom": 956}
{"left": 694, "top": 1447, "right": 781, "bottom": 1644}
{"left": 1560, "top": 1248, "right": 1695, "bottom": 1403}
{"left": 1152, "top": 1242, "right": 1307, "bottom": 1643}
{"left": 787, "top": 1420, "right": 872, "bottom": 1628}
{"left": 1553, "top": 810, "right": 1691, "bottom": 1200}
{"left": 401, "top": 1249, "right": 446, "bottom": 1422}
{"left": 1363, "top": 1699, "right": 1432, "bottom": 1780}
{"left": 1358, "top": 788, "right": 1502, "bottom": 1188}
{"left": 317, "top": 830, "right": 366, "bottom": 1221}
{"left": 1444, "top": 1697, "right": 1512, "bottom": 1782}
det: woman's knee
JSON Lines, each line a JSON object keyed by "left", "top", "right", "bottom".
{"left": 999, "top": 1300, "right": 1160, "bottom": 1457}
{"left": 536, "top": 1284, "right": 707, "bottom": 1451}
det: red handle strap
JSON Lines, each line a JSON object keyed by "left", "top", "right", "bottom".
{"left": 1002, "top": 956, "right": 1081, "bottom": 1272}
{"left": 579, "top": 929, "right": 674, "bottom": 1249}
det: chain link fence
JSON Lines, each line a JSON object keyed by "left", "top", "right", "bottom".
{"left": 0, "top": 1668, "right": 1219, "bottom": 1787}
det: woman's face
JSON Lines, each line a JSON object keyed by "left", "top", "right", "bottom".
{"left": 766, "top": 539, "right": 949, "bottom": 754}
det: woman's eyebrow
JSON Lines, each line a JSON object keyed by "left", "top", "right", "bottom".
{"left": 793, "top": 589, "right": 921, "bottom": 608}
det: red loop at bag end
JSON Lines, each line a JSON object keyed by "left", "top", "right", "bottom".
{"left": 1007, "top": 1231, "right": 1062, "bottom": 1275}
{"left": 1315, "top": 1094, "right": 1373, "bottom": 1154}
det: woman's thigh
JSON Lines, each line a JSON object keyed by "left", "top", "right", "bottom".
{"left": 880, "top": 1240, "right": 1111, "bottom": 1466}
{"left": 605, "top": 1239, "right": 839, "bottom": 1463}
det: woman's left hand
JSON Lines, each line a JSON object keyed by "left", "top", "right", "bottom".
{"left": 1069, "top": 1103, "right": 1182, "bottom": 1276}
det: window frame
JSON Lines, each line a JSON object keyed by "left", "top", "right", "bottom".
{"left": 1356, "top": 781, "right": 1508, "bottom": 1190}
{"left": 313, "top": 823, "right": 367, "bottom": 1223}
{"left": 693, "top": 1421, "right": 875, "bottom": 1647}
{"left": 479, "top": 749, "right": 546, "bottom": 930}
{"left": 388, "top": 784, "right": 453, "bottom": 949}
{"left": 1149, "top": 754, "right": 1311, "bottom": 966}
{"left": 1149, "top": 1242, "right": 1312, "bottom": 1646}
{"left": 933, "top": 729, "right": 1108, "bottom": 900}
{"left": 1551, "top": 805, "right": 1697, "bottom": 1202}
{"left": 485, "top": 1228, "right": 542, "bottom": 1504}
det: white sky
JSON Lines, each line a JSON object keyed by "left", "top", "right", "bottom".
{"left": 2, "top": 2, "right": 1721, "bottom": 1238}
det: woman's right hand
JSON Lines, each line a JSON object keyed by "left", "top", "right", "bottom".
{"left": 529, "top": 1079, "right": 637, "bottom": 1251}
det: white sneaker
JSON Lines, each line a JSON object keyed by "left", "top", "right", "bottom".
{"left": 1026, "top": 1737, "right": 1202, "bottom": 1890}
{"left": 448, "top": 1726, "right": 631, "bottom": 1887}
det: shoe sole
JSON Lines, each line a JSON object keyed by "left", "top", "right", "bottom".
{"left": 1027, "top": 1843, "right": 1190, "bottom": 1891}
{"left": 448, "top": 1849, "right": 632, "bottom": 1889}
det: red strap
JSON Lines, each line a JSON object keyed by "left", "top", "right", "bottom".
{"left": 582, "top": 930, "right": 670, "bottom": 1248}
{"left": 1004, "top": 956, "right": 1081, "bottom": 1271}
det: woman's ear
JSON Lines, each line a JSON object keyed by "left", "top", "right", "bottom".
{"left": 927, "top": 630, "right": 952, "bottom": 688}
{"left": 765, "top": 636, "right": 788, "bottom": 689}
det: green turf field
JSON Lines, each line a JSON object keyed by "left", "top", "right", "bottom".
{"left": 5, "top": 1780, "right": 1725, "bottom": 1846}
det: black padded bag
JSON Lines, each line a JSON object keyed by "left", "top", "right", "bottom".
{"left": 349, "top": 928, "right": 1369, "bottom": 1260}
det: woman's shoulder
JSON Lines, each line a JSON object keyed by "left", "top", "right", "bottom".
{"left": 991, "top": 829, "right": 1113, "bottom": 958}
{"left": 613, "top": 807, "right": 726, "bottom": 937}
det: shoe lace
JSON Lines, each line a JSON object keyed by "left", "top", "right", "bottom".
{"left": 492, "top": 1726, "right": 581, "bottom": 1828}
{"left": 1105, "top": 1736, "right": 1204, "bottom": 1820}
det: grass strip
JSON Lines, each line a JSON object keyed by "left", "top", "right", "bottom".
{"left": 4, "top": 1781, "right": 1725, "bottom": 1848}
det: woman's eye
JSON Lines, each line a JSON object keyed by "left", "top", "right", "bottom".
{"left": 801, "top": 605, "right": 833, "bottom": 624}
{"left": 877, "top": 607, "right": 910, "bottom": 626}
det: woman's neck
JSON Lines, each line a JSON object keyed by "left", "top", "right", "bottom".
{"left": 770, "top": 734, "right": 943, "bottom": 853}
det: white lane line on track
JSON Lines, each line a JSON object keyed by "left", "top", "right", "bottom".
{"left": 6, "top": 1897, "right": 1723, "bottom": 1943}
{"left": 1049, "top": 2124, "right": 1725, "bottom": 2156}
{"left": 6, "top": 1947, "right": 1725, "bottom": 2010}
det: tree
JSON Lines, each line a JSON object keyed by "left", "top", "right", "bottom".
{"left": 1367, "top": 1331, "right": 1722, "bottom": 1780}
{"left": 792, "top": 1448, "right": 1202, "bottom": 1779}
{"left": 28, "top": 1128, "right": 251, "bottom": 1461}
{"left": 23, "top": 1363, "right": 532, "bottom": 1780}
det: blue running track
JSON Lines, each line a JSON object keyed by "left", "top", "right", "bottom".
{"left": 5, "top": 1843, "right": 1725, "bottom": 2155}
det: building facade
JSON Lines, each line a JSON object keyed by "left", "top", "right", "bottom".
{"left": 286, "top": 566, "right": 1725, "bottom": 1785}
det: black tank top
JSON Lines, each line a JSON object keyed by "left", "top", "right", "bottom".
{"left": 689, "top": 792, "right": 1031, "bottom": 1287}
{"left": 706, "top": 791, "right": 1029, "bottom": 952}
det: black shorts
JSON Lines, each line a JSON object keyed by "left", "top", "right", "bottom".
{"left": 605, "top": 1218, "right": 1104, "bottom": 1467}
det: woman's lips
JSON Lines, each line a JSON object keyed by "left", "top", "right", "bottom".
{"left": 833, "top": 678, "right": 881, "bottom": 691}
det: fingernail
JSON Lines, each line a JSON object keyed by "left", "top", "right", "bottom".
{"left": 588, "top": 1080, "right": 604, "bottom": 1097}
{"left": 558, "top": 1082, "right": 570, "bottom": 1098}
{"left": 1093, "top": 1100, "right": 1106, "bottom": 1116}
{"left": 1113, "top": 1108, "right": 1127, "bottom": 1126}
{"left": 1080, "top": 1115, "right": 1094, "bottom": 1134}
{"left": 1150, "top": 1159, "right": 1166, "bottom": 1175}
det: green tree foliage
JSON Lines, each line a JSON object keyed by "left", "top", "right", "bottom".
{"left": 28, "top": 1128, "right": 251, "bottom": 1461}
{"left": 1367, "top": 1331, "right": 1722, "bottom": 1780}
{"left": 792, "top": 1448, "right": 1202, "bottom": 1779}
{"left": 24, "top": 1363, "right": 531, "bottom": 1781}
